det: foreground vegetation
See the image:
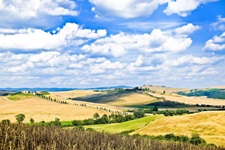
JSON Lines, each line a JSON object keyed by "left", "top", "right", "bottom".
{"left": 0, "top": 123, "right": 222, "bottom": 150}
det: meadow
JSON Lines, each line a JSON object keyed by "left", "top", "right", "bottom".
{"left": 85, "top": 115, "right": 163, "bottom": 133}
{"left": 0, "top": 96, "right": 110, "bottom": 123}
{"left": 133, "top": 111, "right": 225, "bottom": 147}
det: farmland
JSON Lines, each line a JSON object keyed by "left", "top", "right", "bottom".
{"left": 133, "top": 111, "right": 225, "bottom": 147}
{"left": 0, "top": 96, "right": 110, "bottom": 123}
{"left": 0, "top": 123, "right": 221, "bottom": 150}
{"left": 85, "top": 115, "right": 163, "bottom": 133}
{"left": 1, "top": 86, "right": 225, "bottom": 148}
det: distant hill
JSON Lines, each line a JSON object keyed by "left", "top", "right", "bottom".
{"left": 0, "top": 90, "right": 16, "bottom": 96}
{"left": 0, "top": 86, "right": 132, "bottom": 92}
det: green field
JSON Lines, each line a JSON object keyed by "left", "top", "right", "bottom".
{"left": 7, "top": 93, "right": 35, "bottom": 100}
{"left": 84, "top": 115, "right": 163, "bottom": 133}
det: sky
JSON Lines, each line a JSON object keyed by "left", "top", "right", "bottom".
{"left": 0, "top": 0, "right": 225, "bottom": 88}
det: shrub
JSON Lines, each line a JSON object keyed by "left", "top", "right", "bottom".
{"left": 133, "top": 110, "right": 145, "bottom": 118}
{"left": 15, "top": 114, "right": 25, "bottom": 123}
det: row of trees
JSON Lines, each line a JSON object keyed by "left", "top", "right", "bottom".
{"left": 130, "top": 107, "right": 190, "bottom": 116}
{"left": 1, "top": 110, "right": 145, "bottom": 126}
{"left": 131, "top": 133, "right": 214, "bottom": 147}
{"left": 72, "top": 110, "right": 145, "bottom": 126}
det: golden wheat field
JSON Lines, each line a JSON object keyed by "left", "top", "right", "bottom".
{"left": 148, "top": 92, "right": 225, "bottom": 106}
{"left": 49, "top": 90, "right": 127, "bottom": 112}
{"left": 107, "top": 92, "right": 158, "bottom": 106}
{"left": 133, "top": 111, "right": 225, "bottom": 147}
{"left": 50, "top": 90, "right": 159, "bottom": 107}
{"left": 49, "top": 90, "right": 98, "bottom": 100}
{"left": 0, "top": 96, "right": 110, "bottom": 123}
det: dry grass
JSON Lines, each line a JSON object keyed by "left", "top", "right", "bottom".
{"left": 49, "top": 90, "right": 98, "bottom": 100}
{"left": 1, "top": 123, "right": 219, "bottom": 150}
{"left": 50, "top": 90, "right": 158, "bottom": 107}
{"left": 49, "top": 90, "right": 126, "bottom": 111}
{"left": 133, "top": 111, "right": 225, "bottom": 147}
{"left": 107, "top": 92, "right": 158, "bottom": 106}
{"left": 148, "top": 92, "right": 225, "bottom": 106}
{"left": 142, "top": 85, "right": 189, "bottom": 94}
{"left": 0, "top": 96, "right": 110, "bottom": 123}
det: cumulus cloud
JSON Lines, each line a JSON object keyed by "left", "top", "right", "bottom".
{"left": 175, "top": 23, "right": 200, "bottom": 35}
{"left": 0, "top": 51, "right": 126, "bottom": 87}
{"left": 89, "top": 0, "right": 169, "bottom": 18}
{"left": 204, "top": 32, "right": 225, "bottom": 51}
{"left": 0, "top": 0, "right": 78, "bottom": 20}
{"left": 0, "top": 23, "right": 106, "bottom": 51}
{"left": 211, "top": 15, "right": 225, "bottom": 31}
{"left": 164, "top": 0, "right": 218, "bottom": 17}
{"left": 82, "top": 24, "right": 199, "bottom": 57}
{"left": 163, "top": 55, "right": 223, "bottom": 67}
{"left": 88, "top": 0, "right": 217, "bottom": 18}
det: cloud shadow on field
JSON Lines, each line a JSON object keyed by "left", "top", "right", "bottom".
{"left": 70, "top": 91, "right": 135, "bottom": 103}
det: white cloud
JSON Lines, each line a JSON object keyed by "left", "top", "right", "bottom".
{"left": 211, "top": 15, "right": 225, "bottom": 31}
{"left": 164, "top": 0, "right": 218, "bottom": 17}
{"left": 89, "top": 0, "right": 169, "bottom": 18}
{"left": 122, "top": 21, "right": 184, "bottom": 31}
{"left": 204, "top": 32, "right": 225, "bottom": 51}
{"left": 0, "top": 0, "right": 78, "bottom": 20}
{"left": 0, "top": 51, "right": 126, "bottom": 86}
{"left": 163, "top": 55, "right": 223, "bottom": 67}
{"left": 175, "top": 23, "right": 200, "bottom": 35}
{"left": 89, "top": 0, "right": 217, "bottom": 18}
{"left": 0, "top": 23, "right": 106, "bottom": 51}
{"left": 82, "top": 24, "right": 197, "bottom": 57}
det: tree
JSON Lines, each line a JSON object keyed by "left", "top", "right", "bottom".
{"left": 190, "top": 134, "right": 206, "bottom": 145}
{"left": 30, "top": 118, "right": 34, "bottom": 123}
{"left": 1, "top": 119, "right": 10, "bottom": 125}
{"left": 152, "top": 106, "right": 158, "bottom": 112}
{"left": 51, "top": 118, "right": 61, "bottom": 127}
{"left": 83, "top": 118, "right": 94, "bottom": 125}
{"left": 133, "top": 110, "right": 145, "bottom": 118}
{"left": 72, "top": 120, "right": 83, "bottom": 126}
{"left": 93, "top": 113, "right": 100, "bottom": 120}
{"left": 15, "top": 114, "right": 25, "bottom": 123}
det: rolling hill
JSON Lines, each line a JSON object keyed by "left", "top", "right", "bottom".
{"left": 0, "top": 96, "right": 110, "bottom": 123}
{"left": 133, "top": 111, "right": 225, "bottom": 147}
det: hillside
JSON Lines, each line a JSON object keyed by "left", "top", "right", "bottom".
{"left": 50, "top": 90, "right": 159, "bottom": 107}
{"left": 0, "top": 96, "right": 110, "bottom": 123}
{"left": 1, "top": 123, "right": 218, "bottom": 150}
{"left": 133, "top": 111, "right": 225, "bottom": 147}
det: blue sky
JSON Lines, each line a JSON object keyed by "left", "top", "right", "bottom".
{"left": 0, "top": 0, "right": 225, "bottom": 88}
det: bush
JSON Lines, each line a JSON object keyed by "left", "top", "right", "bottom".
{"left": 190, "top": 134, "right": 206, "bottom": 145}
{"left": 72, "top": 120, "right": 83, "bottom": 126}
{"left": 30, "top": 118, "right": 34, "bottom": 123}
{"left": 15, "top": 114, "right": 25, "bottom": 123}
{"left": 133, "top": 110, "right": 145, "bottom": 118}
{"left": 1, "top": 119, "right": 10, "bottom": 125}
{"left": 50, "top": 118, "right": 61, "bottom": 127}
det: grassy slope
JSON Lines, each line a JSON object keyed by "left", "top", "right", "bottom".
{"left": 7, "top": 93, "right": 35, "bottom": 100}
{"left": 50, "top": 90, "right": 159, "bottom": 107}
{"left": 133, "top": 111, "right": 225, "bottom": 147}
{"left": 0, "top": 96, "right": 110, "bottom": 123}
{"left": 85, "top": 115, "right": 163, "bottom": 133}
